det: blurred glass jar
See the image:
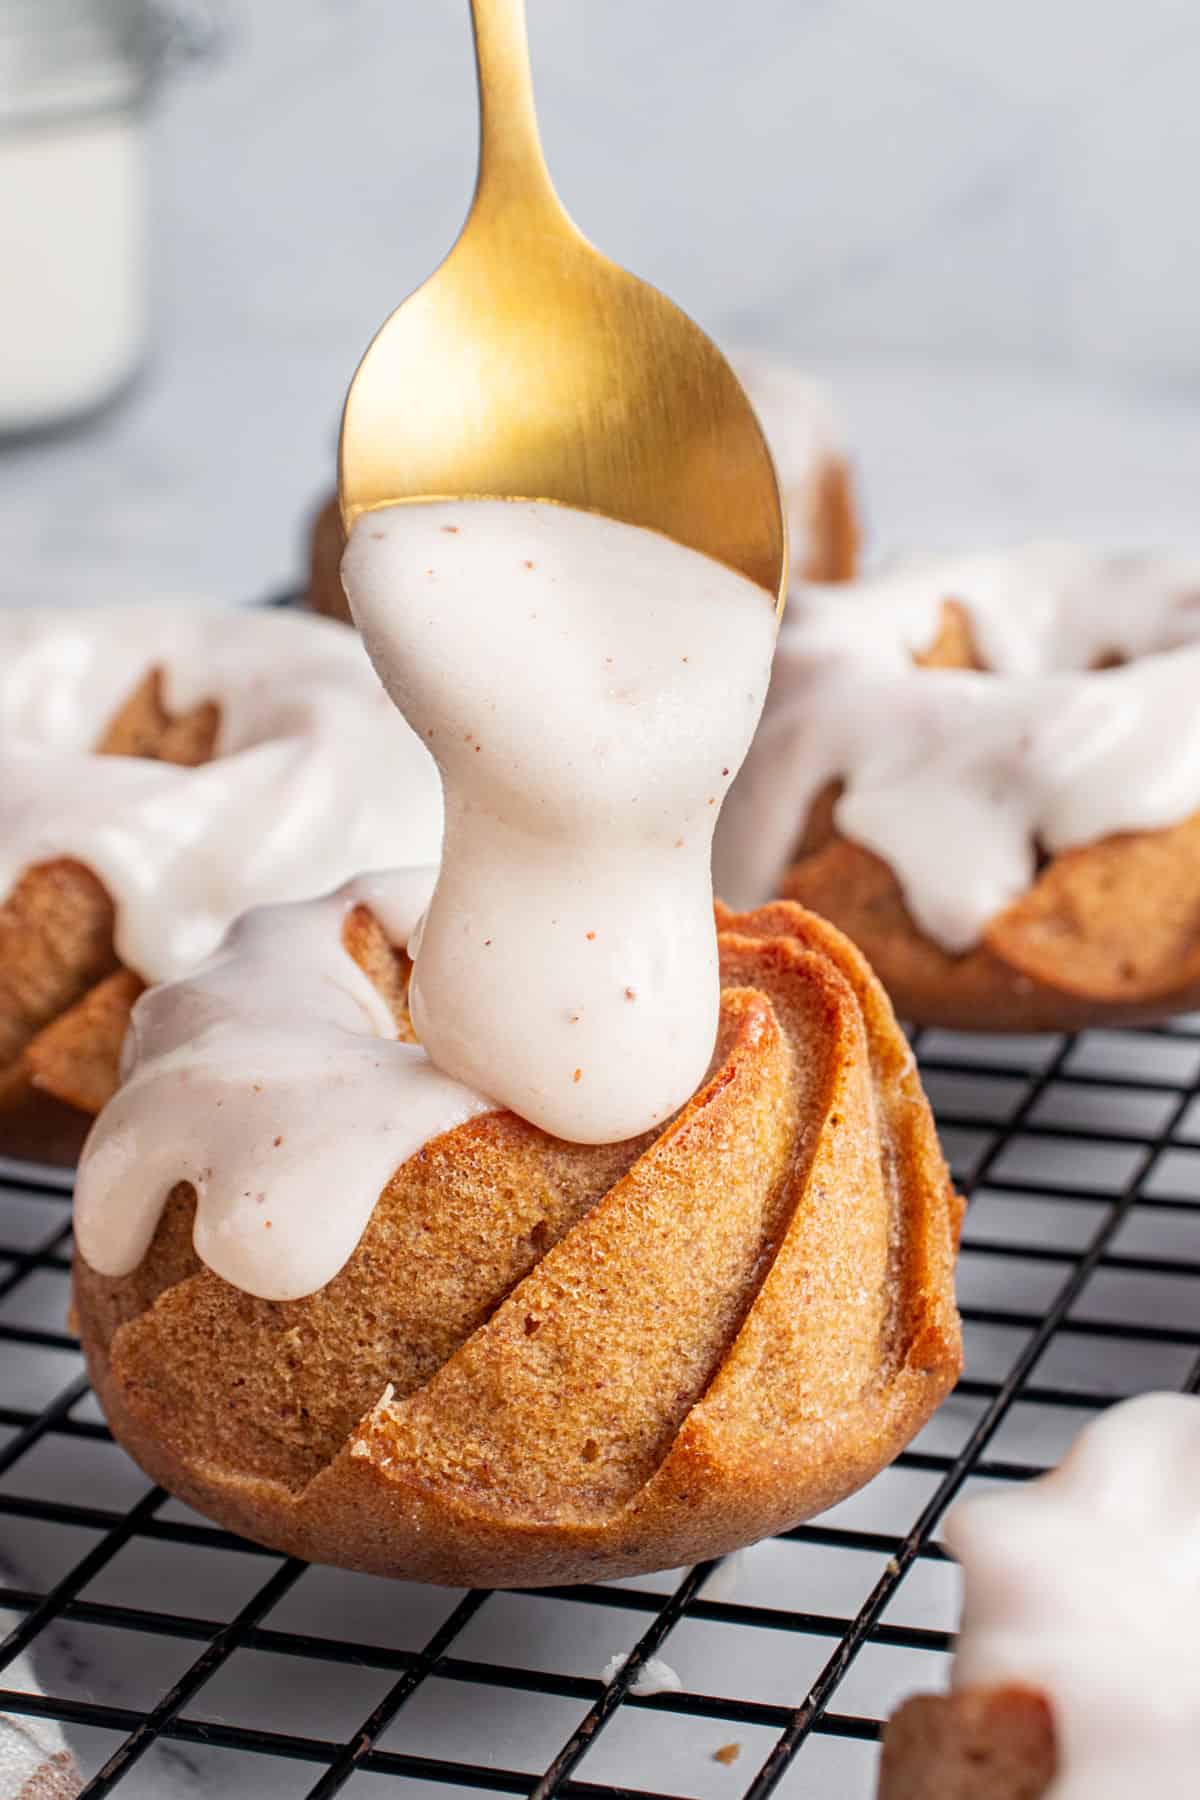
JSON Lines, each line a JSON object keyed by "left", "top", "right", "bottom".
{"left": 0, "top": 0, "right": 220, "bottom": 436}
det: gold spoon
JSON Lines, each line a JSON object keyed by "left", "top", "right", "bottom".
{"left": 339, "top": 0, "right": 786, "bottom": 608}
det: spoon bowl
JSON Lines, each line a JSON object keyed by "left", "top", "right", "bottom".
{"left": 339, "top": 0, "right": 787, "bottom": 606}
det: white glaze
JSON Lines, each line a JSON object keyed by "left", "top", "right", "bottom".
{"left": 74, "top": 868, "right": 495, "bottom": 1301}
{"left": 0, "top": 605, "right": 443, "bottom": 981}
{"left": 730, "top": 350, "right": 845, "bottom": 574}
{"left": 343, "top": 500, "right": 776, "bottom": 1143}
{"left": 945, "top": 1391, "right": 1200, "bottom": 1800}
{"left": 601, "top": 1654, "right": 683, "bottom": 1698}
{"left": 77, "top": 505, "right": 775, "bottom": 1294}
{"left": 714, "top": 545, "right": 1200, "bottom": 949}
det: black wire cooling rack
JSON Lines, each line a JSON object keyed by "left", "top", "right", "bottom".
{"left": 0, "top": 1019, "right": 1197, "bottom": 1799}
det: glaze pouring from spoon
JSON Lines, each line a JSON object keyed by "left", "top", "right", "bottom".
{"left": 344, "top": 499, "right": 777, "bottom": 1143}
{"left": 336, "top": 0, "right": 787, "bottom": 1141}
{"left": 339, "top": 0, "right": 787, "bottom": 607}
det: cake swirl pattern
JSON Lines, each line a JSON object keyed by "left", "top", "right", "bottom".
{"left": 73, "top": 886, "right": 962, "bottom": 1586}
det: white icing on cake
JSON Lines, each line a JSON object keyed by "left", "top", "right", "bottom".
{"left": 343, "top": 500, "right": 776, "bottom": 1143}
{"left": 0, "top": 605, "right": 443, "bottom": 981}
{"left": 714, "top": 545, "right": 1200, "bottom": 949}
{"left": 74, "top": 867, "right": 494, "bottom": 1301}
{"left": 945, "top": 1391, "right": 1200, "bottom": 1799}
{"left": 77, "top": 503, "right": 776, "bottom": 1295}
{"left": 730, "top": 351, "right": 845, "bottom": 574}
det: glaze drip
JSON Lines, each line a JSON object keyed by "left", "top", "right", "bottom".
{"left": 76, "top": 507, "right": 777, "bottom": 1292}
{"left": 0, "top": 605, "right": 443, "bottom": 981}
{"left": 74, "top": 867, "right": 495, "bottom": 1301}
{"left": 343, "top": 500, "right": 777, "bottom": 1143}
{"left": 714, "top": 545, "right": 1200, "bottom": 949}
{"left": 945, "top": 1392, "right": 1200, "bottom": 1799}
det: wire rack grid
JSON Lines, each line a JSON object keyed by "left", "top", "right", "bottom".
{"left": 0, "top": 1017, "right": 1197, "bottom": 1799}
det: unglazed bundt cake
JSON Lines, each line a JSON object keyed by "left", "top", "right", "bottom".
{"left": 877, "top": 1394, "right": 1200, "bottom": 1800}
{"left": 73, "top": 879, "right": 962, "bottom": 1588}
{"left": 76, "top": 499, "right": 959, "bottom": 1587}
{"left": 0, "top": 605, "right": 440, "bottom": 1163}
{"left": 306, "top": 351, "right": 860, "bottom": 622}
{"left": 716, "top": 546, "right": 1200, "bottom": 1030}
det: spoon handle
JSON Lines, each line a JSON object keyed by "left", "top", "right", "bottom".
{"left": 468, "top": 0, "right": 562, "bottom": 218}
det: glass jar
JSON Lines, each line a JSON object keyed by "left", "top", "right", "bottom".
{"left": 0, "top": 0, "right": 221, "bottom": 436}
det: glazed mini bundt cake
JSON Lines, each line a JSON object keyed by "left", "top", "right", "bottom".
{"left": 878, "top": 1393, "right": 1200, "bottom": 1799}
{"left": 75, "top": 499, "right": 959, "bottom": 1586}
{"left": 0, "top": 605, "right": 441, "bottom": 1163}
{"left": 716, "top": 545, "right": 1200, "bottom": 1030}
{"left": 731, "top": 351, "right": 860, "bottom": 585}
{"left": 73, "top": 876, "right": 962, "bottom": 1587}
{"left": 306, "top": 350, "right": 860, "bottom": 622}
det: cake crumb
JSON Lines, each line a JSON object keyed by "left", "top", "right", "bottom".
{"left": 441, "top": 525, "right": 459, "bottom": 534}
{"left": 624, "top": 987, "right": 637, "bottom": 1001}
{"left": 573, "top": 1068, "right": 582, "bottom": 1083}
{"left": 524, "top": 559, "right": 535, "bottom": 569}
{"left": 713, "top": 1743, "right": 741, "bottom": 1766}
{"left": 586, "top": 930, "right": 596, "bottom": 940}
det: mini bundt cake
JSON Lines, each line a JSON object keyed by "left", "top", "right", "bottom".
{"left": 879, "top": 1688, "right": 1056, "bottom": 1800}
{"left": 878, "top": 1393, "right": 1200, "bottom": 1799}
{"left": 0, "top": 605, "right": 441, "bottom": 1164}
{"left": 73, "top": 877, "right": 962, "bottom": 1588}
{"left": 716, "top": 546, "right": 1200, "bottom": 1030}
{"left": 306, "top": 351, "right": 859, "bottom": 622}
{"left": 731, "top": 351, "right": 859, "bottom": 584}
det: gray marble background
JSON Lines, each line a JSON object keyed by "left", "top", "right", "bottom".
{"left": 4, "top": 0, "right": 1199, "bottom": 607}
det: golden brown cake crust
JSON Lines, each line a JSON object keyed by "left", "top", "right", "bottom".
{"left": 778, "top": 603, "right": 1200, "bottom": 1030}
{"left": 307, "top": 496, "right": 349, "bottom": 622}
{"left": 0, "top": 672, "right": 219, "bottom": 1164}
{"left": 878, "top": 1686, "right": 1057, "bottom": 1799}
{"left": 799, "top": 455, "right": 860, "bottom": 584}
{"left": 75, "top": 899, "right": 962, "bottom": 1587}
